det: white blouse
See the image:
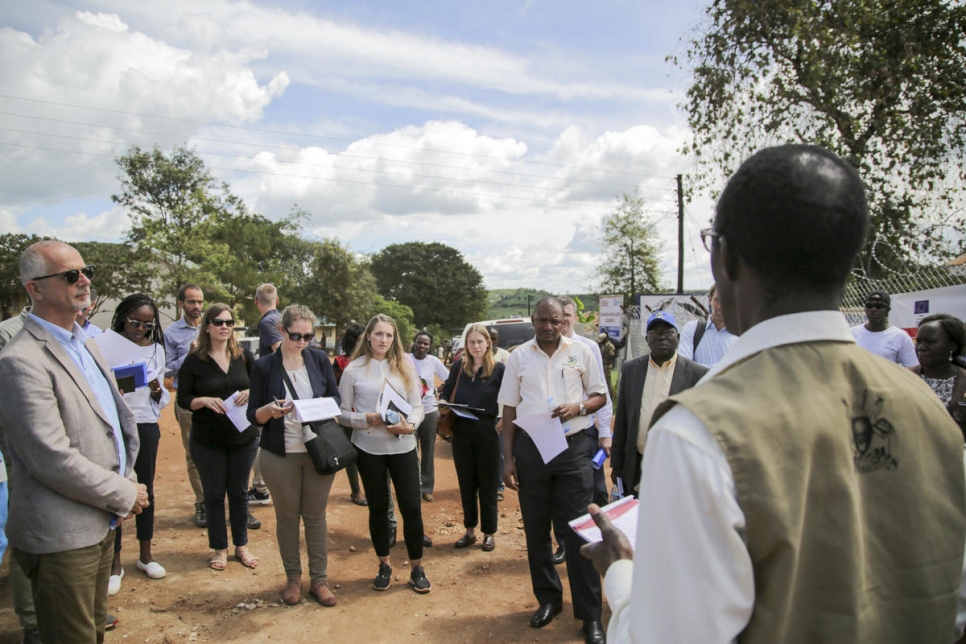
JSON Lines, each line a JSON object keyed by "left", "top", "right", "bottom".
{"left": 338, "top": 357, "right": 424, "bottom": 456}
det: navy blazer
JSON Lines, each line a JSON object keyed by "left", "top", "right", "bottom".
{"left": 247, "top": 347, "right": 340, "bottom": 457}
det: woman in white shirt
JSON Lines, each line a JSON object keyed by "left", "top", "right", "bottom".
{"left": 338, "top": 314, "right": 431, "bottom": 593}
{"left": 106, "top": 294, "right": 171, "bottom": 595}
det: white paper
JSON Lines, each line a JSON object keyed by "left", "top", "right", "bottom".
{"left": 568, "top": 496, "right": 639, "bottom": 551}
{"left": 514, "top": 413, "right": 568, "bottom": 463}
{"left": 223, "top": 391, "right": 251, "bottom": 433}
{"left": 291, "top": 397, "right": 341, "bottom": 423}
{"left": 93, "top": 329, "right": 143, "bottom": 368}
{"left": 378, "top": 381, "right": 413, "bottom": 421}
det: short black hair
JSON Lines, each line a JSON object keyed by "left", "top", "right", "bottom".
{"left": 414, "top": 330, "right": 433, "bottom": 344}
{"left": 178, "top": 284, "right": 202, "bottom": 302}
{"left": 341, "top": 323, "right": 366, "bottom": 355}
{"left": 919, "top": 313, "right": 966, "bottom": 360}
{"left": 714, "top": 145, "right": 869, "bottom": 300}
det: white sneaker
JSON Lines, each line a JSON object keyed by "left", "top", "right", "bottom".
{"left": 108, "top": 567, "right": 124, "bottom": 595}
{"left": 137, "top": 559, "right": 167, "bottom": 579}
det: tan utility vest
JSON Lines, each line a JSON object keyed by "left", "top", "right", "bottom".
{"left": 656, "top": 340, "right": 966, "bottom": 643}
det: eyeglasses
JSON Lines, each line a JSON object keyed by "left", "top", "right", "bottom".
{"left": 287, "top": 331, "right": 314, "bottom": 342}
{"left": 210, "top": 318, "right": 235, "bottom": 327}
{"left": 30, "top": 265, "right": 95, "bottom": 285}
{"left": 126, "top": 318, "right": 156, "bottom": 331}
{"left": 865, "top": 302, "right": 889, "bottom": 310}
{"left": 700, "top": 228, "right": 721, "bottom": 253}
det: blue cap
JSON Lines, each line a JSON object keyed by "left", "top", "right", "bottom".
{"left": 646, "top": 311, "right": 678, "bottom": 331}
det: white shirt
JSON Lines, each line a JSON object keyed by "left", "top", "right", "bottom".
{"left": 408, "top": 353, "right": 449, "bottom": 413}
{"left": 121, "top": 342, "right": 171, "bottom": 423}
{"left": 282, "top": 365, "right": 313, "bottom": 454}
{"left": 604, "top": 310, "right": 966, "bottom": 643}
{"left": 570, "top": 333, "right": 613, "bottom": 438}
{"left": 497, "top": 335, "right": 606, "bottom": 435}
{"left": 678, "top": 318, "right": 739, "bottom": 367}
{"left": 850, "top": 323, "right": 918, "bottom": 367}
{"left": 338, "top": 357, "right": 424, "bottom": 455}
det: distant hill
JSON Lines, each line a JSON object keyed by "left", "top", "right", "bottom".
{"left": 486, "top": 288, "right": 601, "bottom": 320}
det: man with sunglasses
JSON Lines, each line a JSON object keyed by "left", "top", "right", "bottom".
{"left": 851, "top": 289, "right": 918, "bottom": 366}
{"left": 0, "top": 241, "right": 149, "bottom": 643}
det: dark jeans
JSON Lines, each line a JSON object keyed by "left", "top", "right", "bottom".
{"left": 416, "top": 410, "right": 439, "bottom": 494}
{"left": 452, "top": 419, "right": 501, "bottom": 534}
{"left": 190, "top": 438, "right": 258, "bottom": 550}
{"left": 356, "top": 447, "right": 424, "bottom": 561}
{"left": 115, "top": 422, "right": 160, "bottom": 552}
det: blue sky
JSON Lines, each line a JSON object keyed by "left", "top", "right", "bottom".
{"left": 0, "top": 1, "right": 717, "bottom": 293}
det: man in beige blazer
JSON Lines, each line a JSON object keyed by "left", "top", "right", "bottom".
{"left": 0, "top": 240, "right": 148, "bottom": 643}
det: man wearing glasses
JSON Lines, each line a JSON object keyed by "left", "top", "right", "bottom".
{"left": 0, "top": 241, "right": 149, "bottom": 643}
{"left": 850, "top": 289, "right": 918, "bottom": 366}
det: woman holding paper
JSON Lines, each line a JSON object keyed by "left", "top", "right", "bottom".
{"left": 247, "top": 304, "right": 342, "bottom": 606}
{"left": 106, "top": 294, "right": 171, "bottom": 595}
{"left": 177, "top": 303, "right": 258, "bottom": 572}
{"left": 440, "top": 325, "right": 505, "bottom": 552}
{"left": 337, "top": 314, "right": 431, "bottom": 593}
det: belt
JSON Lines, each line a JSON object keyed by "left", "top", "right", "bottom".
{"left": 564, "top": 429, "right": 587, "bottom": 444}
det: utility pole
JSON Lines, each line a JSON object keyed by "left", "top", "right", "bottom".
{"left": 676, "top": 174, "right": 685, "bottom": 294}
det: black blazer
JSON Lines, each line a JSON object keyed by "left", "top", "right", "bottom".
{"left": 247, "top": 347, "right": 340, "bottom": 457}
{"left": 611, "top": 353, "right": 708, "bottom": 488}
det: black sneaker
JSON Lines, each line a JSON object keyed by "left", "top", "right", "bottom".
{"left": 248, "top": 487, "right": 271, "bottom": 506}
{"left": 247, "top": 511, "right": 261, "bottom": 530}
{"left": 409, "top": 566, "right": 431, "bottom": 593}
{"left": 194, "top": 506, "right": 207, "bottom": 528}
{"left": 373, "top": 563, "right": 392, "bottom": 591}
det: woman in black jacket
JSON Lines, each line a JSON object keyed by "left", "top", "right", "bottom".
{"left": 247, "top": 305, "right": 342, "bottom": 606}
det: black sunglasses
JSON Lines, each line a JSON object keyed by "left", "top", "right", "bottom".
{"left": 210, "top": 318, "right": 235, "bottom": 327}
{"left": 31, "top": 265, "right": 95, "bottom": 285}
{"left": 126, "top": 318, "right": 156, "bottom": 331}
{"left": 287, "top": 331, "right": 314, "bottom": 342}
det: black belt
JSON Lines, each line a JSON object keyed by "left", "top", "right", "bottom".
{"left": 564, "top": 429, "right": 588, "bottom": 444}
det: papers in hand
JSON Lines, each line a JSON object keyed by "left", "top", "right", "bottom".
{"left": 223, "top": 391, "right": 251, "bottom": 433}
{"left": 439, "top": 401, "right": 480, "bottom": 420}
{"left": 290, "top": 397, "right": 341, "bottom": 423}
{"left": 568, "top": 496, "right": 639, "bottom": 551}
{"left": 379, "top": 381, "right": 413, "bottom": 422}
{"left": 513, "top": 413, "right": 567, "bottom": 463}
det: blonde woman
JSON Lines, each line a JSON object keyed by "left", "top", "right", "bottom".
{"left": 177, "top": 304, "right": 258, "bottom": 571}
{"left": 338, "top": 314, "right": 430, "bottom": 593}
{"left": 248, "top": 305, "right": 341, "bottom": 606}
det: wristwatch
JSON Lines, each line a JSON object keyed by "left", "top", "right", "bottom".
{"left": 408, "top": 421, "right": 417, "bottom": 434}
{"left": 578, "top": 402, "right": 587, "bottom": 416}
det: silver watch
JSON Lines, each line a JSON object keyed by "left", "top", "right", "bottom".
{"left": 578, "top": 402, "right": 587, "bottom": 416}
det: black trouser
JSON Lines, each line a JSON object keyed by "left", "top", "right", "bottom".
{"left": 514, "top": 429, "right": 602, "bottom": 621}
{"left": 341, "top": 424, "right": 362, "bottom": 495}
{"left": 190, "top": 437, "right": 258, "bottom": 550}
{"left": 115, "top": 422, "right": 160, "bottom": 551}
{"left": 416, "top": 410, "right": 439, "bottom": 494}
{"left": 356, "top": 447, "right": 424, "bottom": 561}
{"left": 452, "top": 418, "right": 501, "bottom": 534}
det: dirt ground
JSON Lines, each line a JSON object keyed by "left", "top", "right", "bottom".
{"left": 0, "top": 402, "right": 611, "bottom": 643}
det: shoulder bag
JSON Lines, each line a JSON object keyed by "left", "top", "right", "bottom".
{"left": 282, "top": 370, "right": 357, "bottom": 475}
{"left": 437, "top": 367, "right": 461, "bottom": 440}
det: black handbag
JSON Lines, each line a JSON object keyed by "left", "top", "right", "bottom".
{"left": 282, "top": 370, "right": 357, "bottom": 475}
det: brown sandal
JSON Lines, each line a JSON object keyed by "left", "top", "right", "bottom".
{"left": 209, "top": 549, "right": 228, "bottom": 571}
{"left": 282, "top": 576, "right": 302, "bottom": 605}
{"left": 234, "top": 547, "right": 259, "bottom": 569}
{"left": 309, "top": 580, "right": 337, "bottom": 607}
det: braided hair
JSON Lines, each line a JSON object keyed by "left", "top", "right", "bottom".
{"left": 111, "top": 293, "right": 164, "bottom": 345}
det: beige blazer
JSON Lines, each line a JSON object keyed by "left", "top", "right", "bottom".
{"left": 0, "top": 316, "right": 139, "bottom": 554}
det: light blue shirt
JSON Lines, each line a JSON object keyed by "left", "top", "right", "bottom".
{"left": 164, "top": 317, "right": 200, "bottom": 389}
{"left": 29, "top": 314, "right": 126, "bottom": 478}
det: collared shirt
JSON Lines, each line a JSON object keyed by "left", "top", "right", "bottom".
{"left": 603, "top": 310, "right": 966, "bottom": 642}
{"left": 570, "top": 333, "right": 613, "bottom": 438}
{"left": 636, "top": 352, "right": 677, "bottom": 454}
{"left": 678, "top": 318, "right": 738, "bottom": 367}
{"left": 258, "top": 309, "right": 283, "bottom": 357}
{"left": 164, "top": 317, "right": 200, "bottom": 389}
{"left": 28, "top": 314, "right": 126, "bottom": 478}
{"left": 498, "top": 335, "right": 606, "bottom": 435}
{"left": 80, "top": 319, "right": 103, "bottom": 338}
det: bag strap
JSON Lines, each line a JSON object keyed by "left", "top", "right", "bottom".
{"left": 692, "top": 319, "right": 707, "bottom": 355}
{"left": 449, "top": 367, "right": 462, "bottom": 403}
{"left": 281, "top": 369, "right": 300, "bottom": 401}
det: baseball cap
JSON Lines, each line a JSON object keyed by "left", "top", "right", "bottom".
{"left": 865, "top": 290, "right": 891, "bottom": 307}
{"left": 646, "top": 311, "right": 678, "bottom": 331}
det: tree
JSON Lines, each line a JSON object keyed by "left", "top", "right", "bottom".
{"left": 369, "top": 242, "right": 488, "bottom": 331}
{"left": 0, "top": 233, "right": 45, "bottom": 319}
{"left": 594, "top": 192, "right": 664, "bottom": 306}
{"left": 672, "top": 0, "right": 966, "bottom": 276}
{"left": 295, "top": 238, "right": 379, "bottom": 334}
{"left": 72, "top": 241, "right": 155, "bottom": 316}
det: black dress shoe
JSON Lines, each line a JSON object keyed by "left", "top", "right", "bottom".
{"left": 553, "top": 543, "right": 566, "bottom": 565}
{"left": 389, "top": 526, "right": 397, "bottom": 547}
{"left": 454, "top": 534, "right": 477, "bottom": 548}
{"left": 529, "top": 600, "right": 563, "bottom": 628}
{"left": 583, "top": 619, "right": 605, "bottom": 644}
{"left": 423, "top": 534, "right": 433, "bottom": 547}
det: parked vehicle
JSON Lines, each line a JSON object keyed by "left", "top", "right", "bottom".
{"left": 453, "top": 317, "right": 534, "bottom": 362}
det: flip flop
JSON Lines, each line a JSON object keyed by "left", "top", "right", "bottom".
{"left": 234, "top": 547, "right": 259, "bottom": 569}
{"left": 209, "top": 550, "right": 228, "bottom": 571}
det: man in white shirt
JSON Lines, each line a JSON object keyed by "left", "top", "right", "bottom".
{"left": 500, "top": 297, "right": 608, "bottom": 644}
{"left": 678, "top": 284, "right": 738, "bottom": 367}
{"left": 409, "top": 330, "right": 449, "bottom": 503}
{"left": 488, "top": 328, "right": 510, "bottom": 364}
{"left": 582, "top": 144, "right": 966, "bottom": 643}
{"left": 850, "top": 289, "right": 918, "bottom": 366}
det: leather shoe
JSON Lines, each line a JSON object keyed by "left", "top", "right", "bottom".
{"left": 529, "top": 600, "right": 562, "bottom": 628}
{"left": 583, "top": 619, "right": 605, "bottom": 644}
{"left": 423, "top": 534, "right": 433, "bottom": 547}
{"left": 454, "top": 533, "right": 477, "bottom": 548}
{"left": 553, "top": 543, "right": 566, "bottom": 565}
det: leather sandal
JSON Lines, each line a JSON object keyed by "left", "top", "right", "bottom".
{"left": 282, "top": 576, "right": 302, "bottom": 605}
{"left": 309, "top": 580, "right": 337, "bottom": 607}
{"left": 209, "top": 550, "right": 228, "bottom": 571}
{"left": 234, "top": 547, "right": 259, "bottom": 569}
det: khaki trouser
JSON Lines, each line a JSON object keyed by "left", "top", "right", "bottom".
{"left": 175, "top": 401, "right": 205, "bottom": 509}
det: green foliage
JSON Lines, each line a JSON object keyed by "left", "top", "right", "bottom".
{"left": 486, "top": 288, "right": 553, "bottom": 319}
{"left": 672, "top": 0, "right": 966, "bottom": 275}
{"left": 594, "top": 192, "right": 664, "bottom": 306}
{"left": 0, "top": 233, "right": 45, "bottom": 319}
{"left": 295, "top": 237, "right": 379, "bottom": 334}
{"left": 72, "top": 241, "right": 155, "bottom": 317}
{"left": 371, "top": 294, "right": 415, "bottom": 349}
{"left": 369, "top": 242, "right": 488, "bottom": 331}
